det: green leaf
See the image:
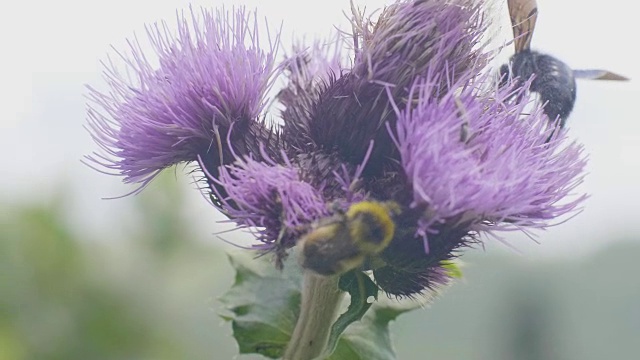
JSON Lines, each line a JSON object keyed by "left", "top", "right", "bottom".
{"left": 324, "top": 271, "right": 379, "bottom": 357}
{"left": 219, "top": 251, "right": 303, "bottom": 359}
{"left": 220, "top": 251, "right": 423, "bottom": 360}
{"left": 328, "top": 297, "right": 422, "bottom": 360}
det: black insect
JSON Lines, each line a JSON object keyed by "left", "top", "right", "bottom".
{"left": 500, "top": 0, "right": 628, "bottom": 128}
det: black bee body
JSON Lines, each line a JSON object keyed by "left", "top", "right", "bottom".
{"left": 501, "top": 50, "right": 577, "bottom": 127}
{"left": 500, "top": 0, "right": 626, "bottom": 131}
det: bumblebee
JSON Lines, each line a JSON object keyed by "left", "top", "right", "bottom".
{"left": 500, "top": 0, "right": 627, "bottom": 128}
{"left": 299, "top": 201, "right": 399, "bottom": 276}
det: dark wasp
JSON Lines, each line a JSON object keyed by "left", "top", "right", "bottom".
{"left": 500, "top": 0, "right": 628, "bottom": 129}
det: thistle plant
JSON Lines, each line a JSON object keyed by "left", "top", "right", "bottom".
{"left": 85, "top": 1, "right": 587, "bottom": 359}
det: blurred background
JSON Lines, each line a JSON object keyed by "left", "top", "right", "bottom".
{"left": 1, "top": 0, "right": 638, "bottom": 359}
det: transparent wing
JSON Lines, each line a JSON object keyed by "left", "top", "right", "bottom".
{"left": 508, "top": 0, "right": 538, "bottom": 52}
{"left": 573, "top": 69, "right": 630, "bottom": 81}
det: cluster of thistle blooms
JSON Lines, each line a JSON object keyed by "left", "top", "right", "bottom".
{"left": 86, "top": 1, "right": 587, "bottom": 298}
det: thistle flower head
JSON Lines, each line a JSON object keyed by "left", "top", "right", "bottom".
{"left": 392, "top": 74, "right": 587, "bottom": 239}
{"left": 293, "top": 0, "right": 490, "bottom": 177}
{"left": 353, "top": 0, "right": 487, "bottom": 90}
{"left": 86, "top": 1, "right": 589, "bottom": 298}
{"left": 214, "top": 150, "right": 330, "bottom": 251}
{"left": 85, "top": 7, "right": 280, "bottom": 190}
{"left": 278, "top": 35, "right": 347, "bottom": 151}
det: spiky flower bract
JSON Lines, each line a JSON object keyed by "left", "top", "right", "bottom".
{"left": 86, "top": 1, "right": 588, "bottom": 298}
{"left": 278, "top": 36, "right": 347, "bottom": 152}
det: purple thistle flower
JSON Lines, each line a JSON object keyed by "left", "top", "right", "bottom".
{"left": 279, "top": 36, "right": 346, "bottom": 152}
{"left": 295, "top": 0, "right": 488, "bottom": 176}
{"left": 368, "top": 68, "right": 587, "bottom": 297}
{"left": 85, "top": 7, "right": 280, "bottom": 191}
{"left": 85, "top": 1, "right": 590, "bottom": 298}
{"left": 352, "top": 0, "right": 486, "bottom": 91}
{"left": 214, "top": 149, "right": 330, "bottom": 252}
{"left": 392, "top": 74, "right": 587, "bottom": 243}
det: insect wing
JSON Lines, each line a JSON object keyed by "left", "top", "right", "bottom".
{"left": 573, "top": 69, "right": 630, "bottom": 81}
{"left": 508, "top": 0, "right": 538, "bottom": 52}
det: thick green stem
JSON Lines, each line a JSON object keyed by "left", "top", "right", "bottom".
{"left": 283, "top": 271, "right": 344, "bottom": 360}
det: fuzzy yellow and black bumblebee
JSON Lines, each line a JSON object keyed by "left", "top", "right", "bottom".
{"left": 299, "top": 201, "right": 399, "bottom": 276}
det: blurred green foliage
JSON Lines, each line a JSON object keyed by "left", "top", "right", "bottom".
{"left": 2, "top": 172, "right": 639, "bottom": 359}
{"left": 0, "top": 174, "right": 239, "bottom": 360}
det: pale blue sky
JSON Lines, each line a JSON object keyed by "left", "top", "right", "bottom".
{"left": 1, "top": 0, "right": 638, "bottom": 259}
